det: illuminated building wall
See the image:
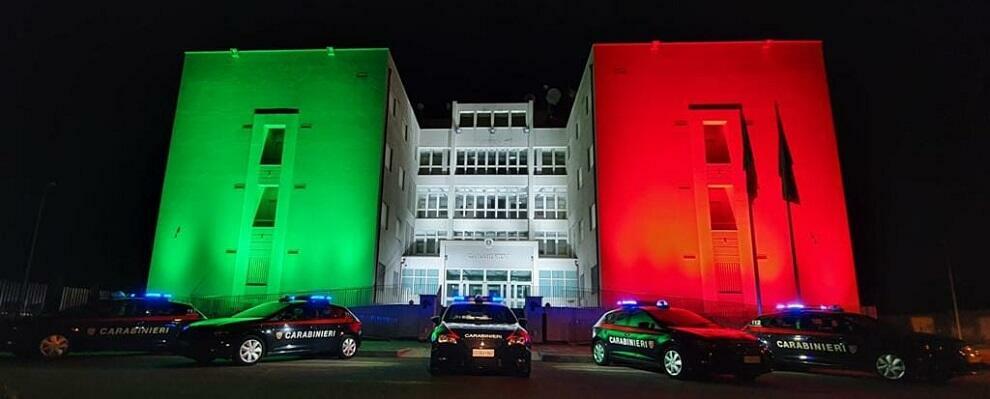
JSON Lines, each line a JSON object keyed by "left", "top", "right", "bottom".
{"left": 147, "top": 48, "right": 415, "bottom": 300}
{"left": 586, "top": 41, "right": 860, "bottom": 312}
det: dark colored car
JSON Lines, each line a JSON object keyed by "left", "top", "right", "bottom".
{"left": 429, "top": 296, "right": 532, "bottom": 377}
{"left": 2, "top": 295, "right": 204, "bottom": 359}
{"left": 176, "top": 295, "right": 362, "bottom": 366}
{"left": 592, "top": 300, "right": 771, "bottom": 381}
{"left": 743, "top": 305, "right": 982, "bottom": 382}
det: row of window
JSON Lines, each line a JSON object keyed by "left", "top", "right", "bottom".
{"left": 415, "top": 189, "right": 567, "bottom": 220}
{"left": 418, "top": 148, "right": 566, "bottom": 176}
{"left": 410, "top": 231, "right": 571, "bottom": 257}
{"left": 458, "top": 111, "right": 528, "bottom": 128}
{"left": 399, "top": 269, "right": 578, "bottom": 299}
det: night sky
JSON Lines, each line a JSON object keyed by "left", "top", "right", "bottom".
{"left": 5, "top": 1, "right": 989, "bottom": 314}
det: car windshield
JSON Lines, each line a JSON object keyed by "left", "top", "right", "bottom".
{"left": 443, "top": 304, "right": 517, "bottom": 325}
{"left": 232, "top": 302, "right": 291, "bottom": 318}
{"left": 646, "top": 308, "right": 719, "bottom": 328}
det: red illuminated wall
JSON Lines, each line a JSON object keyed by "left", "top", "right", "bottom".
{"left": 591, "top": 41, "right": 860, "bottom": 313}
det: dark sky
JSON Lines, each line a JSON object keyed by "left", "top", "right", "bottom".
{"left": 5, "top": 1, "right": 989, "bottom": 314}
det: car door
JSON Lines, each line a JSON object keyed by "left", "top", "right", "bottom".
{"left": 623, "top": 311, "right": 662, "bottom": 361}
{"left": 796, "top": 313, "right": 848, "bottom": 366}
{"left": 760, "top": 314, "right": 805, "bottom": 364}
{"left": 604, "top": 310, "right": 636, "bottom": 359}
{"left": 835, "top": 314, "right": 875, "bottom": 370}
{"left": 269, "top": 303, "right": 318, "bottom": 353}
{"left": 312, "top": 305, "right": 349, "bottom": 353}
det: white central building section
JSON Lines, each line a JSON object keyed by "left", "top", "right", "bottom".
{"left": 398, "top": 101, "right": 580, "bottom": 308}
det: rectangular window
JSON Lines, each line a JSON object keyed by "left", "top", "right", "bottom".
{"left": 398, "top": 167, "right": 405, "bottom": 190}
{"left": 493, "top": 111, "right": 509, "bottom": 127}
{"left": 538, "top": 270, "right": 578, "bottom": 302}
{"left": 392, "top": 97, "right": 397, "bottom": 117}
{"left": 260, "top": 128, "right": 285, "bottom": 165}
{"left": 454, "top": 148, "right": 528, "bottom": 175}
{"left": 416, "top": 190, "right": 449, "bottom": 219}
{"left": 380, "top": 202, "right": 389, "bottom": 231}
{"left": 252, "top": 187, "right": 279, "bottom": 227}
{"left": 575, "top": 122, "right": 580, "bottom": 140}
{"left": 453, "top": 188, "right": 528, "bottom": 219}
{"left": 704, "top": 123, "right": 732, "bottom": 164}
{"left": 590, "top": 203, "right": 597, "bottom": 230}
{"left": 578, "top": 220, "right": 584, "bottom": 244}
{"left": 708, "top": 187, "right": 737, "bottom": 230}
{"left": 394, "top": 217, "right": 401, "bottom": 239}
{"left": 536, "top": 231, "right": 570, "bottom": 257}
{"left": 476, "top": 111, "right": 492, "bottom": 128}
{"left": 404, "top": 124, "right": 409, "bottom": 142}
{"left": 534, "top": 148, "right": 567, "bottom": 175}
{"left": 510, "top": 111, "right": 527, "bottom": 127}
{"left": 588, "top": 145, "right": 594, "bottom": 170}
{"left": 413, "top": 231, "right": 447, "bottom": 255}
{"left": 384, "top": 144, "right": 393, "bottom": 171}
{"left": 533, "top": 188, "right": 567, "bottom": 219}
{"left": 458, "top": 112, "right": 474, "bottom": 128}
{"left": 419, "top": 149, "right": 449, "bottom": 175}
{"left": 577, "top": 168, "right": 584, "bottom": 189}
{"left": 584, "top": 95, "right": 590, "bottom": 115}
{"left": 400, "top": 268, "right": 440, "bottom": 296}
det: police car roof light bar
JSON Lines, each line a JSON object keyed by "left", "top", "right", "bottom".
{"left": 617, "top": 300, "right": 639, "bottom": 306}
{"left": 776, "top": 303, "right": 805, "bottom": 310}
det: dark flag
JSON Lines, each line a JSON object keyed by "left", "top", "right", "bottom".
{"left": 739, "top": 110, "right": 758, "bottom": 200}
{"left": 776, "top": 103, "right": 799, "bottom": 204}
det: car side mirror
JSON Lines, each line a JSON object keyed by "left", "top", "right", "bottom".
{"left": 430, "top": 316, "right": 441, "bottom": 325}
{"left": 518, "top": 318, "right": 528, "bottom": 328}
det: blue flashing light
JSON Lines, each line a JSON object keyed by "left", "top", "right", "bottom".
{"left": 144, "top": 293, "right": 172, "bottom": 300}
{"left": 617, "top": 300, "right": 639, "bottom": 306}
{"left": 309, "top": 295, "right": 331, "bottom": 301}
{"left": 451, "top": 296, "right": 467, "bottom": 302}
{"left": 776, "top": 303, "right": 805, "bottom": 310}
{"left": 490, "top": 296, "right": 504, "bottom": 303}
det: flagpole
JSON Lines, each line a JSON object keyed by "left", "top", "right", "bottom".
{"left": 786, "top": 200, "right": 802, "bottom": 301}
{"left": 739, "top": 110, "right": 763, "bottom": 315}
{"left": 747, "top": 197, "right": 764, "bottom": 314}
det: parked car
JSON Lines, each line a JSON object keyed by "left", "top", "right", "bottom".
{"left": 743, "top": 304, "right": 982, "bottom": 382}
{"left": 3, "top": 294, "right": 203, "bottom": 359}
{"left": 592, "top": 300, "right": 771, "bottom": 381}
{"left": 176, "top": 295, "right": 361, "bottom": 366}
{"left": 429, "top": 296, "right": 532, "bottom": 377}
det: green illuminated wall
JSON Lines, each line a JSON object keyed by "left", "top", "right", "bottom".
{"left": 147, "top": 48, "right": 390, "bottom": 299}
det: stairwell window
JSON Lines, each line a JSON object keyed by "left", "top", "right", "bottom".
{"left": 260, "top": 128, "right": 285, "bottom": 165}
{"left": 708, "top": 187, "right": 737, "bottom": 230}
{"left": 252, "top": 187, "right": 279, "bottom": 227}
{"left": 703, "top": 122, "right": 731, "bottom": 164}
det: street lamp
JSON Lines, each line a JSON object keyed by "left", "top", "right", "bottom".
{"left": 21, "top": 181, "right": 56, "bottom": 314}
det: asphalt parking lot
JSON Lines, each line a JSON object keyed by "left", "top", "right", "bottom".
{"left": 0, "top": 352, "right": 987, "bottom": 399}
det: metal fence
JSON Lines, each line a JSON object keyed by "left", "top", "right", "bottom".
{"left": 0, "top": 280, "right": 107, "bottom": 316}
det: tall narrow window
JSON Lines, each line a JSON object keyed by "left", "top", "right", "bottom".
{"left": 381, "top": 202, "right": 389, "bottom": 231}
{"left": 708, "top": 187, "right": 737, "bottom": 230}
{"left": 704, "top": 123, "right": 731, "bottom": 164}
{"left": 398, "top": 167, "right": 405, "bottom": 190}
{"left": 260, "top": 128, "right": 286, "bottom": 165}
{"left": 385, "top": 144, "right": 393, "bottom": 171}
{"left": 252, "top": 187, "right": 279, "bottom": 227}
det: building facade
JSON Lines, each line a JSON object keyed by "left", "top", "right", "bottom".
{"left": 148, "top": 41, "right": 860, "bottom": 314}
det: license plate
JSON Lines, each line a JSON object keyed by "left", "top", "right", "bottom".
{"left": 472, "top": 349, "right": 495, "bottom": 358}
{"left": 743, "top": 355, "right": 762, "bottom": 364}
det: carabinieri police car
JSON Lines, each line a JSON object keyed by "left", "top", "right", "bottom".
{"left": 3, "top": 293, "right": 204, "bottom": 359}
{"left": 176, "top": 295, "right": 362, "bottom": 366}
{"left": 592, "top": 300, "right": 771, "bottom": 381}
{"left": 743, "top": 304, "right": 982, "bottom": 382}
{"left": 429, "top": 296, "right": 532, "bottom": 377}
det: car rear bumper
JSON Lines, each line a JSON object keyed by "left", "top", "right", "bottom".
{"left": 431, "top": 343, "right": 531, "bottom": 373}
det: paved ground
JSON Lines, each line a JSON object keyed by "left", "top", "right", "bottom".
{"left": 0, "top": 351, "right": 987, "bottom": 399}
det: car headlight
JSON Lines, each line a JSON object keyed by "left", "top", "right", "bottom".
{"left": 960, "top": 345, "right": 980, "bottom": 358}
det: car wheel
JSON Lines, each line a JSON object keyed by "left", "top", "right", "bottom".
{"left": 662, "top": 347, "right": 692, "bottom": 379}
{"left": 232, "top": 336, "right": 264, "bottom": 366}
{"left": 428, "top": 359, "right": 445, "bottom": 376}
{"left": 592, "top": 340, "right": 611, "bottom": 366}
{"left": 38, "top": 334, "right": 70, "bottom": 360}
{"left": 875, "top": 352, "right": 907, "bottom": 381}
{"left": 338, "top": 335, "right": 358, "bottom": 359}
